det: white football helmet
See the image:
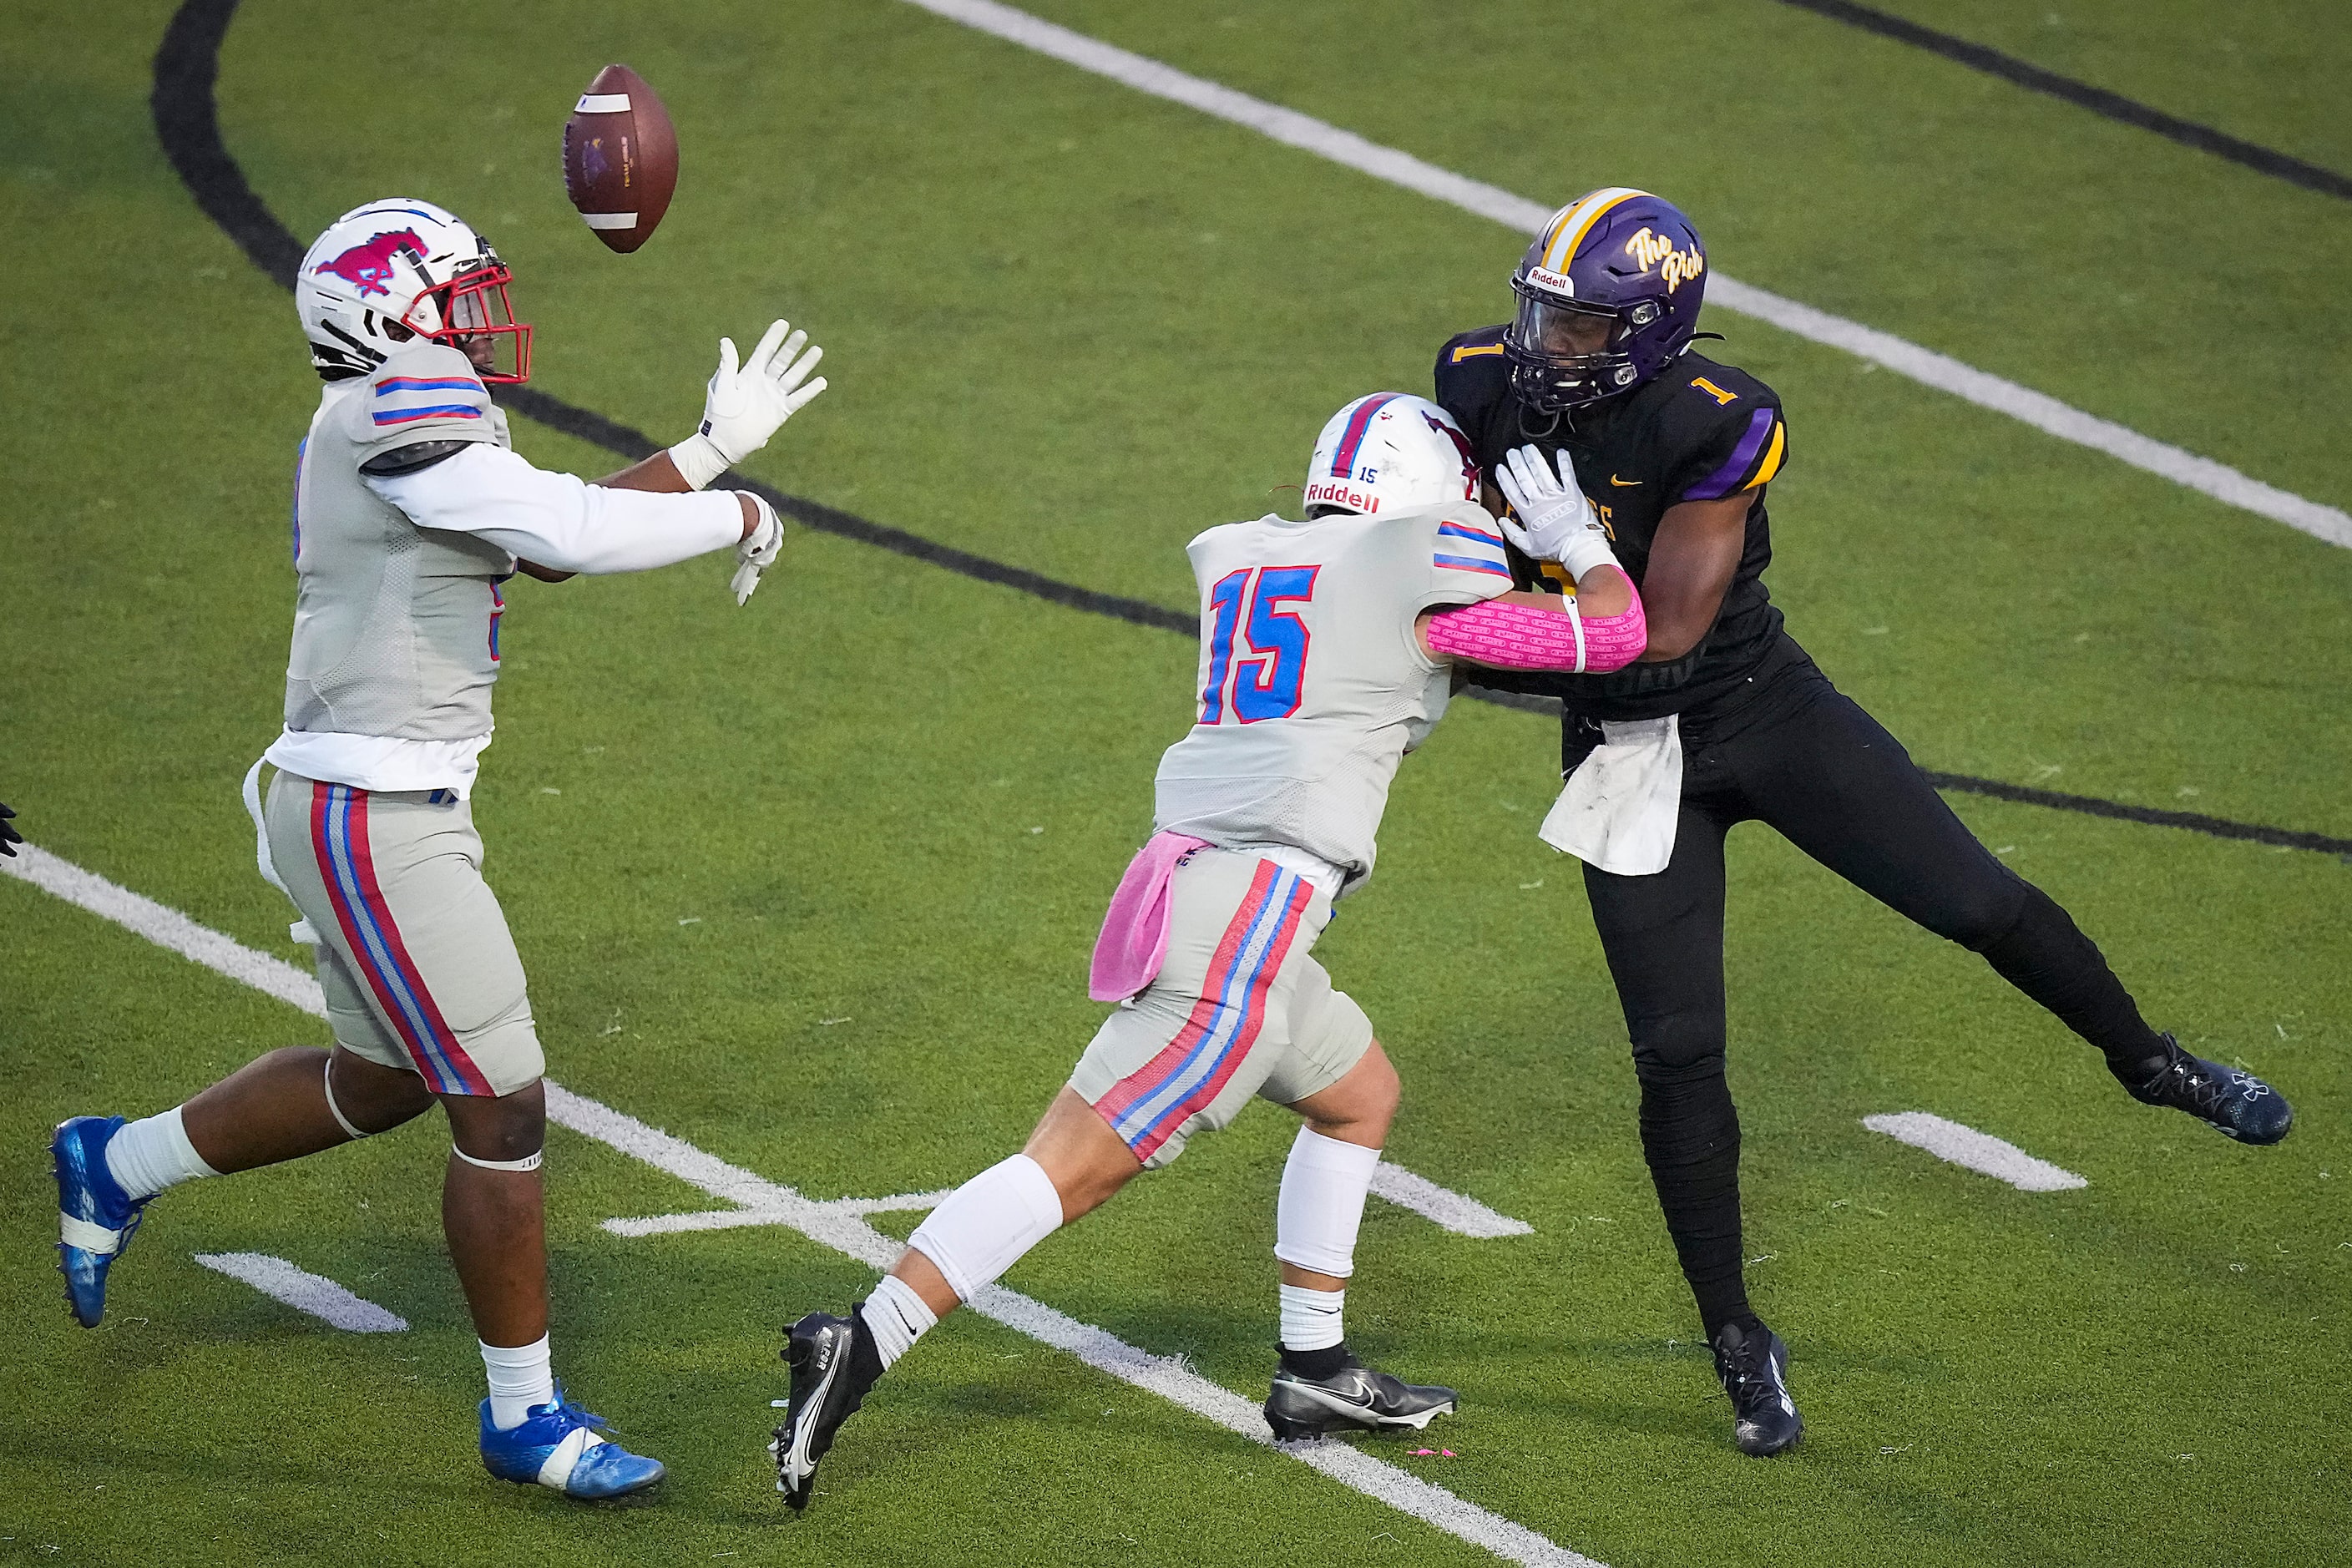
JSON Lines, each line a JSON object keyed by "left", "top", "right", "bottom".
{"left": 296, "top": 198, "right": 531, "bottom": 382}
{"left": 1304, "top": 392, "right": 1481, "bottom": 517}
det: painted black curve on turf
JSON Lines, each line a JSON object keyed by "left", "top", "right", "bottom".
{"left": 152, "top": 0, "right": 2352, "bottom": 862}
{"left": 1773, "top": 0, "right": 2352, "bottom": 204}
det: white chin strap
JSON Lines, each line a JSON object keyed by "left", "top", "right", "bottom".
{"left": 453, "top": 1146, "right": 544, "bottom": 1173}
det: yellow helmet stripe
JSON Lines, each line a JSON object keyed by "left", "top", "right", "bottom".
{"left": 1539, "top": 187, "right": 1651, "bottom": 273}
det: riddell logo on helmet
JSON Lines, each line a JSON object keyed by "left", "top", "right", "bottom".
{"left": 1623, "top": 227, "right": 1703, "bottom": 292}
{"left": 313, "top": 229, "right": 424, "bottom": 298}
{"left": 1306, "top": 478, "right": 1378, "bottom": 513}
{"left": 1526, "top": 266, "right": 1575, "bottom": 296}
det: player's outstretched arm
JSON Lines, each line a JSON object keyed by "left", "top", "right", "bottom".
{"left": 367, "top": 447, "right": 778, "bottom": 587}
{"left": 1419, "top": 578, "right": 1646, "bottom": 673}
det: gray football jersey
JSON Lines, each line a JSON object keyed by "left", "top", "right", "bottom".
{"left": 283, "top": 343, "right": 515, "bottom": 742}
{"left": 1152, "top": 501, "right": 1515, "bottom": 894}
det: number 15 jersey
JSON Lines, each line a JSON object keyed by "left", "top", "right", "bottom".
{"left": 1152, "top": 501, "right": 1515, "bottom": 897}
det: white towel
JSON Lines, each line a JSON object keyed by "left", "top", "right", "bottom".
{"left": 1537, "top": 716, "right": 1683, "bottom": 876}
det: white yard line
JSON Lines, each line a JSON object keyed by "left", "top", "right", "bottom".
{"left": 8, "top": 844, "right": 1602, "bottom": 1568}
{"left": 192, "top": 1252, "right": 408, "bottom": 1332}
{"left": 1372, "top": 1161, "right": 1534, "bottom": 1239}
{"left": 6, "top": 845, "right": 326, "bottom": 1014}
{"left": 898, "top": 0, "right": 2352, "bottom": 551}
{"left": 609, "top": 1168, "right": 1533, "bottom": 1238}
{"left": 827, "top": 1187, "right": 959, "bottom": 1216}
{"left": 1862, "top": 1111, "right": 2088, "bottom": 1191}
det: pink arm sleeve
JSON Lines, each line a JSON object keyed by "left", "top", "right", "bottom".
{"left": 1423, "top": 571, "right": 1649, "bottom": 674}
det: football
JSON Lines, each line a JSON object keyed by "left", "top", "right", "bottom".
{"left": 561, "top": 63, "right": 678, "bottom": 253}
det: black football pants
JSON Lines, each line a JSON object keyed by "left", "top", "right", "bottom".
{"left": 1576, "top": 645, "right": 2163, "bottom": 1338}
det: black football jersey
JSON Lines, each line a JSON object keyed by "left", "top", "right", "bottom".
{"left": 1434, "top": 326, "right": 1789, "bottom": 721}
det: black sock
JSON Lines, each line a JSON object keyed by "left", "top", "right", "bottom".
{"left": 1636, "top": 1064, "right": 1752, "bottom": 1340}
{"left": 1279, "top": 1341, "right": 1351, "bottom": 1381}
{"left": 844, "top": 1305, "right": 887, "bottom": 1393}
{"left": 1974, "top": 884, "right": 2166, "bottom": 1076}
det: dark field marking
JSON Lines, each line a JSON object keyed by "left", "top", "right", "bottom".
{"left": 1773, "top": 0, "right": 2352, "bottom": 203}
{"left": 152, "top": 0, "right": 2352, "bottom": 861}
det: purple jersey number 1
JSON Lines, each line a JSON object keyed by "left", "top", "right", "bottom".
{"left": 1199, "top": 565, "right": 1319, "bottom": 724}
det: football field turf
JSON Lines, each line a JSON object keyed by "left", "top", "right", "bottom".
{"left": 5, "top": 1, "right": 2348, "bottom": 1562}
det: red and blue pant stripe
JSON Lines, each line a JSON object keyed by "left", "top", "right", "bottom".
{"left": 1093, "top": 862, "right": 1313, "bottom": 1163}
{"left": 308, "top": 781, "right": 493, "bottom": 1096}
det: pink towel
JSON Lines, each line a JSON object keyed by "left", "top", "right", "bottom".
{"left": 1089, "top": 832, "right": 1211, "bottom": 1001}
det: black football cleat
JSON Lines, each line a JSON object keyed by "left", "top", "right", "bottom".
{"left": 2119, "top": 1034, "right": 2292, "bottom": 1145}
{"left": 1263, "top": 1354, "right": 1459, "bottom": 1442}
{"left": 770, "top": 1310, "right": 882, "bottom": 1511}
{"left": 1712, "top": 1319, "right": 1803, "bottom": 1457}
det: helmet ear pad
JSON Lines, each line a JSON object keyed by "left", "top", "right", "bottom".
{"left": 1305, "top": 394, "right": 1484, "bottom": 518}
{"left": 1505, "top": 189, "right": 1707, "bottom": 414}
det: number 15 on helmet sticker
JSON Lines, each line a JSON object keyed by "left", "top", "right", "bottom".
{"left": 1200, "top": 566, "right": 1319, "bottom": 725}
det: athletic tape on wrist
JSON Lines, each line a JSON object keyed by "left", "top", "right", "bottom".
{"left": 322, "top": 1058, "right": 370, "bottom": 1141}
{"left": 666, "top": 434, "right": 730, "bottom": 491}
{"left": 453, "top": 1146, "right": 544, "bottom": 1172}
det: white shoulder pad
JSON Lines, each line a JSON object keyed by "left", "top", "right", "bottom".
{"left": 349, "top": 343, "right": 498, "bottom": 463}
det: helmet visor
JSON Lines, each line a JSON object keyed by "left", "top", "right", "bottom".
{"left": 1511, "top": 294, "right": 1623, "bottom": 362}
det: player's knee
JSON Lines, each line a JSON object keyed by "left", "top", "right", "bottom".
{"left": 1298, "top": 1042, "right": 1399, "bottom": 1144}
{"left": 1627, "top": 1009, "right": 1727, "bottom": 1085}
{"left": 326, "top": 1048, "right": 434, "bottom": 1135}
{"left": 443, "top": 1077, "right": 546, "bottom": 1163}
{"left": 1939, "top": 871, "right": 2031, "bottom": 952}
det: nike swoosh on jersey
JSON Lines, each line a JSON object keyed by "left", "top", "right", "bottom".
{"left": 1609, "top": 475, "right": 1642, "bottom": 487}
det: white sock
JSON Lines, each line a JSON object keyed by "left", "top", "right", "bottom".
{"left": 480, "top": 1335, "right": 556, "bottom": 1430}
{"left": 1272, "top": 1126, "right": 1380, "bottom": 1279}
{"left": 905, "top": 1153, "right": 1065, "bottom": 1301}
{"left": 1279, "top": 1283, "right": 1347, "bottom": 1352}
{"left": 861, "top": 1272, "right": 938, "bottom": 1370}
{"left": 104, "top": 1106, "right": 220, "bottom": 1201}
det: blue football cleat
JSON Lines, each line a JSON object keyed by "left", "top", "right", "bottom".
{"left": 53, "top": 1115, "right": 149, "bottom": 1328}
{"left": 479, "top": 1387, "right": 665, "bottom": 1500}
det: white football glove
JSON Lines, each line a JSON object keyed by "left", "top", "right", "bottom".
{"left": 669, "top": 319, "right": 828, "bottom": 490}
{"left": 729, "top": 492, "right": 785, "bottom": 605}
{"left": 1493, "top": 443, "right": 1619, "bottom": 582}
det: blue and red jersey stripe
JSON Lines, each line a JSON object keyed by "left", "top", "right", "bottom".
{"left": 1434, "top": 553, "right": 1513, "bottom": 577}
{"left": 371, "top": 403, "right": 483, "bottom": 427}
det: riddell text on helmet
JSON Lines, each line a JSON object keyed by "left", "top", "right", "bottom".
{"left": 1305, "top": 478, "right": 1383, "bottom": 513}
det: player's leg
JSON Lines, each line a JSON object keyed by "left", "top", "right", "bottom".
{"left": 1740, "top": 680, "right": 2289, "bottom": 1141}
{"left": 888, "top": 1085, "right": 1141, "bottom": 1323}
{"left": 771, "top": 1085, "right": 1134, "bottom": 1510}
{"left": 1584, "top": 793, "right": 1801, "bottom": 1456}
{"left": 51, "top": 857, "right": 437, "bottom": 1329}
{"left": 1253, "top": 1034, "right": 1459, "bottom": 1439}
{"left": 772, "top": 848, "right": 1328, "bottom": 1506}
{"left": 287, "top": 774, "right": 660, "bottom": 1495}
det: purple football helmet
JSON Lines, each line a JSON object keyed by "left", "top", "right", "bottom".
{"left": 1505, "top": 188, "right": 1707, "bottom": 413}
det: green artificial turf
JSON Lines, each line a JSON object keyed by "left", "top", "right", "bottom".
{"left": 4, "top": 2, "right": 2346, "bottom": 1565}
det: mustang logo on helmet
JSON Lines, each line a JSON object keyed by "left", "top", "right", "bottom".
{"left": 312, "top": 229, "right": 425, "bottom": 298}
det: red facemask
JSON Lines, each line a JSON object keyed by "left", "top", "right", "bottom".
{"left": 400, "top": 264, "right": 532, "bottom": 383}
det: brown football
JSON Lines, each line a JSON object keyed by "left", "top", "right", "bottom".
{"left": 561, "top": 64, "right": 678, "bottom": 254}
